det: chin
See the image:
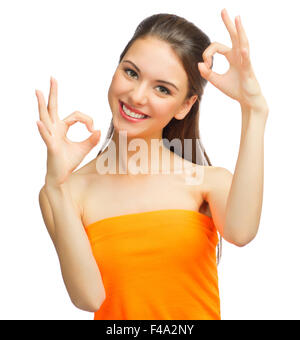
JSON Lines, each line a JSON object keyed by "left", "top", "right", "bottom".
{"left": 112, "top": 116, "right": 143, "bottom": 138}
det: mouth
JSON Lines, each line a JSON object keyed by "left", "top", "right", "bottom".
{"left": 119, "top": 100, "right": 150, "bottom": 122}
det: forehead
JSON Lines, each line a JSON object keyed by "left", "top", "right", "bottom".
{"left": 122, "top": 37, "right": 188, "bottom": 87}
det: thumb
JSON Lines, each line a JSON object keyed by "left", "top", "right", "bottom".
{"left": 80, "top": 130, "right": 101, "bottom": 152}
{"left": 198, "top": 62, "right": 222, "bottom": 89}
{"left": 198, "top": 62, "right": 211, "bottom": 80}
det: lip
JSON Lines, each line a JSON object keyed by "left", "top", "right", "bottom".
{"left": 119, "top": 100, "right": 149, "bottom": 122}
{"left": 120, "top": 100, "right": 149, "bottom": 116}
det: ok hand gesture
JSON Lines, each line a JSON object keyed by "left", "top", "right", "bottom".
{"left": 198, "top": 8, "right": 268, "bottom": 113}
{"left": 36, "top": 77, "right": 101, "bottom": 186}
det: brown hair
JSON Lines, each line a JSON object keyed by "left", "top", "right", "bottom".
{"left": 97, "top": 13, "right": 222, "bottom": 264}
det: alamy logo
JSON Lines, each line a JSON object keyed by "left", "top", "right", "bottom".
{"left": 95, "top": 131, "right": 205, "bottom": 185}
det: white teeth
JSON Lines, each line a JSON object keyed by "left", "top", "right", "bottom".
{"left": 123, "top": 104, "right": 147, "bottom": 119}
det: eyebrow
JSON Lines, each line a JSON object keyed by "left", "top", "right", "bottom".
{"left": 122, "top": 59, "right": 179, "bottom": 92}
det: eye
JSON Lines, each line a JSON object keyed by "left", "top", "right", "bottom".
{"left": 124, "top": 68, "right": 138, "bottom": 79}
{"left": 156, "top": 86, "right": 170, "bottom": 95}
{"left": 123, "top": 67, "right": 171, "bottom": 95}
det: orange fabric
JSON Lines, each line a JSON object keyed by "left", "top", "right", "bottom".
{"left": 84, "top": 209, "right": 221, "bottom": 320}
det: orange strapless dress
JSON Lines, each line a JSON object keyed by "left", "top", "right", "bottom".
{"left": 84, "top": 209, "right": 221, "bottom": 320}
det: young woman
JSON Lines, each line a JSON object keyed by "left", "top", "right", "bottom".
{"left": 36, "top": 9, "right": 269, "bottom": 320}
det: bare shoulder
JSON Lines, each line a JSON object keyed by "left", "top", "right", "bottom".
{"left": 172, "top": 152, "right": 212, "bottom": 199}
{"left": 204, "top": 166, "right": 233, "bottom": 194}
{"left": 206, "top": 166, "right": 233, "bottom": 182}
{"left": 196, "top": 165, "right": 233, "bottom": 197}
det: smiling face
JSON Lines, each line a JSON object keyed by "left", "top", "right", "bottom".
{"left": 107, "top": 36, "right": 198, "bottom": 139}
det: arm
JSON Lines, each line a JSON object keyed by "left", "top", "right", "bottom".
{"left": 198, "top": 9, "right": 269, "bottom": 247}
{"left": 224, "top": 109, "right": 268, "bottom": 246}
{"left": 39, "top": 181, "right": 106, "bottom": 312}
{"left": 206, "top": 109, "right": 268, "bottom": 247}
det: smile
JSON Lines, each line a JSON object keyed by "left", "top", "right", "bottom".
{"left": 119, "top": 101, "right": 149, "bottom": 122}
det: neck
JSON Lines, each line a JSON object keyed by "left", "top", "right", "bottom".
{"left": 100, "top": 129, "right": 180, "bottom": 177}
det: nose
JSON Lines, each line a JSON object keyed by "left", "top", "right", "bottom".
{"left": 129, "top": 82, "right": 148, "bottom": 107}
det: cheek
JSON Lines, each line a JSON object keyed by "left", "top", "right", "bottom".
{"left": 152, "top": 101, "right": 177, "bottom": 121}
{"left": 110, "top": 73, "right": 129, "bottom": 95}
{"left": 108, "top": 74, "right": 127, "bottom": 106}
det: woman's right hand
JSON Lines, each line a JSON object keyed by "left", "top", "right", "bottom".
{"left": 36, "top": 77, "right": 101, "bottom": 187}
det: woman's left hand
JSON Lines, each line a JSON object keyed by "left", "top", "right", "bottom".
{"left": 198, "top": 8, "right": 269, "bottom": 114}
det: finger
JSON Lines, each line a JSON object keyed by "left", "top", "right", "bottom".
{"left": 198, "top": 62, "right": 224, "bottom": 89}
{"left": 36, "top": 120, "right": 52, "bottom": 146}
{"left": 47, "top": 77, "right": 59, "bottom": 122}
{"left": 63, "top": 111, "right": 95, "bottom": 132}
{"left": 202, "top": 42, "right": 231, "bottom": 67}
{"left": 35, "top": 89, "right": 53, "bottom": 134}
{"left": 240, "top": 47, "right": 252, "bottom": 70}
{"left": 76, "top": 130, "right": 101, "bottom": 153}
{"left": 235, "top": 16, "right": 250, "bottom": 54}
{"left": 234, "top": 16, "right": 252, "bottom": 71}
{"left": 221, "top": 8, "right": 239, "bottom": 48}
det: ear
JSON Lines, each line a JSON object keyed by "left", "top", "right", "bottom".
{"left": 174, "top": 94, "right": 198, "bottom": 120}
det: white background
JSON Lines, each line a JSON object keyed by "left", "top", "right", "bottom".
{"left": 0, "top": 0, "right": 299, "bottom": 320}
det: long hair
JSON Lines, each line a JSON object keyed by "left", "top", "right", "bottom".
{"left": 97, "top": 13, "right": 222, "bottom": 265}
